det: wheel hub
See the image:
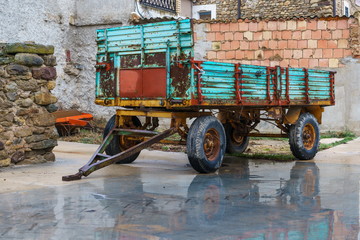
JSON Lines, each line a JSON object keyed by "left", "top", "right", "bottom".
{"left": 232, "top": 129, "right": 245, "bottom": 145}
{"left": 302, "top": 123, "right": 316, "bottom": 150}
{"left": 203, "top": 128, "right": 220, "bottom": 161}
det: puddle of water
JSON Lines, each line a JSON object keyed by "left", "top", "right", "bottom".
{"left": 0, "top": 159, "right": 359, "bottom": 239}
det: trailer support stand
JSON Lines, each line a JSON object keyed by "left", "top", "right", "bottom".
{"left": 62, "top": 127, "right": 177, "bottom": 181}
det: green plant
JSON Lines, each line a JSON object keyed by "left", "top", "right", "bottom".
{"left": 319, "top": 136, "right": 356, "bottom": 151}
{"left": 229, "top": 152, "right": 295, "bottom": 161}
{"left": 321, "top": 130, "right": 356, "bottom": 139}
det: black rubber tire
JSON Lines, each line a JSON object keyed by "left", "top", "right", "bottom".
{"left": 187, "top": 116, "right": 226, "bottom": 173}
{"left": 103, "top": 115, "right": 142, "bottom": 164}
{"left": 224, "top": 123, "right": 249, "bottom": 154}
{"left": 289, "top": 113, "right": 320, "bottom": 160}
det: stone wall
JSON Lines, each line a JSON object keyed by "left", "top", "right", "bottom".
{"left": 194, "top": 0, "right": 238, "bottom": 20}
{"left": 194, "top": 0, "right": 360, "bottom": 20}
{"left": 0, "top": 43, "right": 58, "bottom": 167}
{"left": 193, "top": 16, "right": 360, "bottom": 133}
{"left": 241, "top": 0, "right": 333, "bottom": 19}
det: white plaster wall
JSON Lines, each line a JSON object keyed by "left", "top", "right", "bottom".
{"left": 322, "top": 61, "right": 360, "bottom": 134}
{"left": 0, "top": 0, "right": 75, "bottom": 109}
{"left": 53, "top": 0, "right": 135, "bottom": 118}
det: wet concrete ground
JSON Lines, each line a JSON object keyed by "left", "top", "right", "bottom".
{"left": 0, "top": 139, "right": 360, "bottom": 240}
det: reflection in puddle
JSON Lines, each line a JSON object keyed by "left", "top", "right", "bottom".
{"left": 0, "top": 160, "right": 359, "bottom": 239}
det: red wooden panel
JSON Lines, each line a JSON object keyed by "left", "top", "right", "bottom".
{"left": 142, "top": 68, "right": 167, "bottom": 98}
{"left": 119, "top": 69, "right": 142, "bottom": 98}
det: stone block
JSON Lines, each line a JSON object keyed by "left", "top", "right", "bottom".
{"left": 41, "top": 55, "right": 57, "bottom": 66}
{"left": 47, "top": 81, "right": 56, "bottom": 90}
{"left": 32, "top": 67, "right": 57, "bottom": 80}
{"left": 18, "top": 98, "right": 33, "bottom": 108}
{"left": 14, "top": 127, "right": 33, "bottom": 138}
{"left": 0, "top": 56, "right": 14, "bottom": 65}
{"left": 16, "top": 79, "right": 38, "bottom": 91}
{"left": 11, "top": 151, "right": 25, "bottom": 164}
{"left": 15, "top": 53, "right": 44, "bottom": 67}
{"left": 0, "top": 158, "right": 10, "bottom": 167}
{"left": 34, "top": 92, "right": 58, "bottom": 105}
{"left": 6, "top": 64, "right": 30, "bottom": 75}
{"left": 4, "top": 43, "right": 54, "bottom": 55}
{"left": 29, "top": 139, "right": 57, "bottom": 150}
{"left": 45, "top": 104, "right": 58, "bottom": 113}
{"left": 44, "top": 152, "right": 55, "bottom": 162}
{"left": 16, "top": 108, "right": 30, "bottom": 116}
{"left": 25, "top": 134, "right": 47, "bottom": 143}
{"left": 0, "top": 150, "right": 7, "bottom": 159}
{"left": 32, "top": 113, "right": 55, "bottom": 127}
{"left": 0, "top": 111, "right": 14, "bottom": 122}
{"left": 6, "top": 92, "right": 18, "bottom": 101}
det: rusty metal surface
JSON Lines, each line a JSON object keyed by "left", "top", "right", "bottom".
{"left": 97, "top": 59, "right": 116, "bottom": 98}
{"left": 51, "top": 109, "right": 83, "bottom": 118}
{"left": 142, "top": 68, "right": 167, "bottom": 98}
{"left": 120, "top": 54, "right": 141, "bottom": 69}
{"left": 170, "top": 63, "right": 190, "bottom": 98}
{"left": 119, "top": 69, "right": 142, "bottom": 98}
{"left": 145, "top": 52, "right": 166, "bottom": 66}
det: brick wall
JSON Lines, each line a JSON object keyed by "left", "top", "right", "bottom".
{"left": 194, "top": 17, "right": 360, "bottom": 68}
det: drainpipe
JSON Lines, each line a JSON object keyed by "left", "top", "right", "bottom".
{"left": 333, "top": 0, "right": 336, "bottom": 16}
{"left": 237, "top": 0, "right": 241, "bottom": 19}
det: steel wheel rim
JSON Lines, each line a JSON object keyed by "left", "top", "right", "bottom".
{"left": 303, "top": 123, "right": 316, "bottom": 150}
{"left": 203, "top": 128, "right": 221, "bottom": 161}
{"left": 231, "top": 129, "right": 245, "bottom": 146}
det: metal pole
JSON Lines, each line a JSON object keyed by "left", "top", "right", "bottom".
{"left": 237, "top": 0, "right": 241, "bottom": 19}
{"left": 333, "top": 0, "right": 336, "bottom": 16}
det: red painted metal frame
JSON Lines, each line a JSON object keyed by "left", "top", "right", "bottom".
{"left": 304, "top": 68, "right": 310, "bottom": 104}
{"left": 191, "top": 60, "right": 204, "bottom": 103}
{"left": 234, "top": 63, "right": 242, "bottom": 104}
{"left": 285, "top": 67, "right": 290, "bottom": 104}
{"left": 330, "top": 72, "right": 335, "bottom": 105}
{"left": 266, "top": 67, "right": 272, "bottom": 103}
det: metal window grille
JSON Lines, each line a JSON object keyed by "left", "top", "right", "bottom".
{"left": 139, "top": 0, "right": 176, "bottom": 13}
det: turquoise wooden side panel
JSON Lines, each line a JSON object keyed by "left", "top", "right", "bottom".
{"left": 96, "top": 20, "right": 192, "bottom": 55}
{"left": 95, "top": 19, "right": 194, "bottom": 101}
{"left": 196, "top": 61, "right": 332, "bottom": 104}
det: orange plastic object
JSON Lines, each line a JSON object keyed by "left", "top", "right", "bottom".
{"left": 53, "top": 110, "right": 93, "bottom": 125}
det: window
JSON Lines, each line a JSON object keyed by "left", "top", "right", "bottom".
{"left": 139, "top": 0, "right": 177, "bottom": 13}
{"left": 192, "top": 4, "right": 217, "bottom": 19}
{"left": 199, "top": 11, "right": 211, "bottom": 20}
{"left": 344, "top": 1, "right": 350, "bottom": 17}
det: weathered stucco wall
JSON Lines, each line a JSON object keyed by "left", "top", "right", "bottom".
{"left": 193, "top": 17, "right": 360, "bottom": 133}
{"left": 0, "top": 0, "right": 178, "bottom": 119}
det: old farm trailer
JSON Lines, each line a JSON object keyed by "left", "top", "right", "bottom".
{"left": 63, "top": 19, "right": 335, "bottom": 181}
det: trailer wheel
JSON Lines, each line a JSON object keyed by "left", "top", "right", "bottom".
{"left": 187, "top": 116, "right": 226, "bottom": 173}
{"left": 103, "top": 115, "right": 142, "bottom": 164}
{"left": 289, "top": 113, "right": 320, "bottom": 160}
{"left": 224, "top": 123, "right": 249, "bottom": 154}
